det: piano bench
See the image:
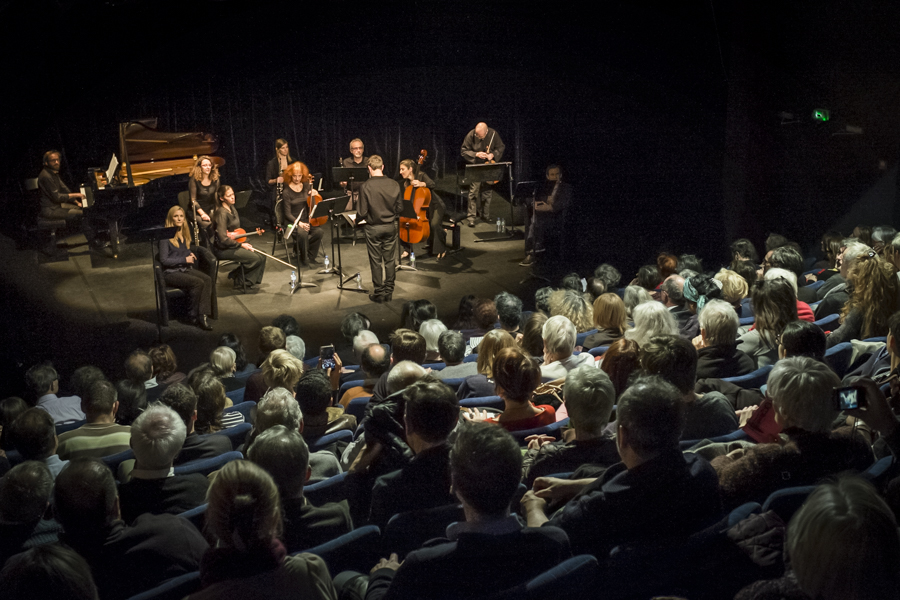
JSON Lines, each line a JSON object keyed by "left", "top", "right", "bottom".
{"left": 35, "top": 217, "right": 69, "bottom": 261}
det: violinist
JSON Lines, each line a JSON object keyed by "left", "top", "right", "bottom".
{"left": 280, "top": 161, "right": 325, "bottom": 266}
{"left": 188, "top": 155, "right": 220, "bottom": 226}
{"left": 398, "top": 159, "right": 447, "bottom": 260}
{"left": 212, "top": 185, "right": 266, "bottom": 289}
{"left": 264, "top": 139, "right": 294, "bottom": 216}
{"left": 521, "top": 165, "right": 571, "bottom": 267}
{"left": 158, "top": 206, "right": 214, "bottom": 330}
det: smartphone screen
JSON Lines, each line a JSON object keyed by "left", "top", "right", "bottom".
{"left": 319, "top": 344, "right": 336, "bottom": 369}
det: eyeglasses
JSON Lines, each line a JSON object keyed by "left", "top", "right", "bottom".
{"left": 350, "top": 146, "right": 363, "bottom": 151}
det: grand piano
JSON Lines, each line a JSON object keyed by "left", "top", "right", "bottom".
{"left": 84, "top": 119, "right": 225, "bottom": 257}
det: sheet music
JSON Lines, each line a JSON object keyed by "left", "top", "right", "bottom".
{"left": 104, "top": 154, "right": 119, "bottom": 187}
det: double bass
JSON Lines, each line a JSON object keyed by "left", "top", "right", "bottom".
{"left": 399, "top": 150, "right": 431, "bottom": 245}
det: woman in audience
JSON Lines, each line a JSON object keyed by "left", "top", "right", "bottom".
{"left": 457, "top": 329, "right": 518, "bottom": 399}
{"left": 732, "top": 260, "right": 759, "bottom": 297}
{"left": 400, "top": 299, "right": 437, "bottom": 331}
{"left": 852, "top": 224, "right": 873, "bottom": 247}
{"left": 0, "top": 397, "right": 29, "bottom": 453}
{"left": 624, "top": 301, "right": 678, "bottom": 347}
{"left": 694, "top": 299, "right": 755, "bottom": 379}
{"left": 419, "top": 319, "right": 447, "bottom": 363}
{"left": 582, "top": 293, "right": 628, "bottom": 350}
{"left": 218, "top": 333, "right": 256, "bottom": 382}
{"left": 810, "top": 230, "right": 843, "bottom": 276}
{"left": 871, "top": 225, "right": 897, "bottom": 256}
{"left": 599, "top": 338, "right": 641, "bottom": 399}
{"left": 114, "top": 380, "right": 147, "bottom": 426}
{"left": 714, "top": 268, "right": 748, "bottom": 313}
{"left": 548, "top": 289, "right": 593, "bottom": 333}
{"left": 466, "top": 347, "right": 555, "bottom": 432}
{"left": 192, "top": 371, "right": 238, "bottom": 433}
{"left": 632, "top": 264, "right": 662, "bottom": 292}
{"left": 778, "top": 320, "right": 827, "bottom": 361}
{"left": 541, "top": 315, "right": 594, "bottom": 379}
{"left": 261, "top": 349, "right": 304, "bottom": 395}
{"left": 737, "top": 278, "right": 797, "bottom": 368}
{"left": 729, "top": 238, "right": 759, "bottom": 269}
{"left": 148, "top": 344, "right": 186, "bottom": 387}
{"left": 452, "top": 294, "right": 478, "bottom": 329}
{"left": 1, "top": 544, "right": 100, "bottom": 600}
{"left": 827, "top": 253, "right": 900, "bottom": 348}
{"left": 657, "top": 253, "right": 678, "bottom": 279}
{"left": 682, "top": 273, "right": 723, "bottom": 338}
{"left": 519, "top": 312, "right": 548, "bottom": 358}
{"left": 534, "top": 286, "right": 554, "bottom": 314}
{"left": 711, "top": 357, "right": 872, "bottom": 509}
{"left": 882, "top": 232, "right": 900, "bottom": 275}
{"left": 187, "top": 460, "right": 336, "bottom": 600}
{"left": 737, "top": 477, "right": 900, "bottom": 600}
{"left": 623, "top": 285, "right": 653, "bottom": 321}
{"left": 209, "top": 346, "right": 244, "bottom": 392}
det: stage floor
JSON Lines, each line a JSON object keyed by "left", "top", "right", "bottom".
{"left": 0, "top": 198, "right": 547, "bottom": 393}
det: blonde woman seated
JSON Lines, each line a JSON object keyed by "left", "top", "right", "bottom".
{"left": 624, "top": 301, "right": 678, "bottom": 348}
{"left": 456, "top": 329, "right": 518, "bottom": 399}
{"left": 158, "top": 206, "right": 215, "bottom": 330}
{"left": 464, "top": 347, "right": 556, "bottom": 433}
{"left": 186, "top": 460, "right": 337, "bottom": 600}
{"left": 714, "top": 268, "right": 749, "bottom": 314}
{"left": 582, "top": 293, "right": 628, "bottom": 349}
{"left": 548, "top": 289, "right": 593, "bottom": 334}
{"left": 541, "top": 315, "right": 595, "bottom": 380}
{"left": 261, "top": 349, "right": 306, "bottom": 395}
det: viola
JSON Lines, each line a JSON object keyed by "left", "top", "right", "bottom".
{"left": 227, "top": 227, "right": 264, "bottom": 243}
{"left": 306, "top": 173, "right": 329, "bottom": 227}
{"left": 399, "top": 150, "right": 431, "bottom": 245}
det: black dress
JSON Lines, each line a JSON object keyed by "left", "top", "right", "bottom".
{"left": 212, "top": 205, "right": 266, "bottom": 286}
{"left": 280, "top": 183, "right": 324, "bottom": 264}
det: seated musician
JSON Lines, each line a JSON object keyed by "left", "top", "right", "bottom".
{"left": 188, "top": 156, "right": 220, "bottom": 227}
{"left": 521, "top": 164, "right": 571, "bottom": 267}
{"left": 158, "top": 206, "right": 215, "bottom": 330}
{"left": 399, "top": 159, "right": 447, "bottom": 260}
{"left": 280, "top": 161, "right": 325, "bottom": 266}
{"left": 264, "top": 139, "right": 293, "bottom": 220}
{"left": 37, "top": 150, "right": 100, "bottom": 247}
{"left": 212, "top": 185, "right": 266, "bottom": 290}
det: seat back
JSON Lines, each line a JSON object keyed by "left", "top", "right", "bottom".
{"left": 304, "top": 471, "right": 348, "bottom": 507}
{"left": 824, "top": 342, "right": 854, "bottom": 378}
{"left": 346, "top": 395, "right": 371, "bottom": 421}
{"left": 575, "top": 329, "right": 598, "bottom": 347}
{"left": 211, "top": 421, "right": 252, "bottom": 451}
{"left": 441, "top": 377, "right": 466, "bottom": 391}
{"left": 382, "top": 504, "right": 465, "bottom": 559}
{"left": 224, "top": 401, "right": 255, "bottom": 423}
{"left": 56, "top": 420, "right": 86, "bottom": 435}
{"left": 458, "top": 395, "right": 504, "bottom": 410}
{"left": 297, "top": 525, "right": 382, "bottom": 577}
{"left": 721, "top": 365, "right": 773, "bottom": 389}
{"left": 308, "top": 428, "right": 354, "bottom": 453}
{"left": 509, "top": 418, "right": 571, "bottom": 444}
{"left": 126, "top": 570, "right": 201, "bottom": 600}
{"left": 339, "top": 379, "right": 366, "bottom": 396}
{"left": 813, "top": 313, "right": 841, "bottom": 331}
{"left": 178, "top": 503, "right": 208, "bottom": 533}
{"left": 761, "top": 485, "right": 817, "bottom": 522}
{"left": 174, "top": 450, "right": 243, "bottom": 476}
{"left": 101, "top": 448, "right": 135, "bottom": 473}
{"left": 225, "top": 387, "right": 246, "bottom": 405}
{"left": 524, "top": 554, "right": 599, "bottom": 599}
{"left": 588, "top": 345, "right": 609, "bottom": 357}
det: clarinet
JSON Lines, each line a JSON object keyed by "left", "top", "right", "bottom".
{"left": 192, "top": 201, "right": 200, "bottom": 245}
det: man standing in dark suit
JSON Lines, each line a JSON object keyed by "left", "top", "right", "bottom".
{"left": 460, "top": 122, "right": 505, "bottom": 227}
{"left": 358, "top": 155, "right": 402, "bottom": 303}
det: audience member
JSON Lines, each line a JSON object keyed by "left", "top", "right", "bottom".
{"left": 186, "top": 460, "right": 337, "bottom": 600}
{"left": 209, "top": 346, "right": 244, "bottom": 391}
{"left": 26, "top": 361, "right": 84, "bottom": 425}
{"left": 0, "top": 396, "right": 29, "bottom": 452}
{"left": 599, "top": 338, "right": 642, "bottom": 399}
{"left": 623, "top": 285, "right": 653, "bottom": 321}
{"left": 815, "top": 241, "right": 872, "bottom": 314}
{"left": 766, "top": 245, "right": 817, "bottom": 303}
{"left": 118, "top": 403, "right": 209, "bottom": 523}
{"left": 54, "top": 458, "right": 207, "bottom": 599}
{"left": 113, "top": 379, "right": 147, "bottom": 426}
{"left": 738, "top": 277, "right": 797, "bottom": 368}
{"left": 434, "top": 330, "right": 478, "bottom": 381}
{"left": 125, "top": 350, "right": 163, "bottom": 403}
{"left": 272, "top": 314, "right": 301, "bottom": 338}
{"left": 541, "top": 315, "right": 594, "bottom": 379}
{"left": 352, "top": 329, "right": 379, "bottom": 364}
{"left": 10, "top": 408, "right": 69, "bottom": 479}
{"left": 400, "top": 299, "right": 437, "bottom": 332}
{"left": 693, "top": 299, "right": 756, "bottom": 379}
{"left": 56, "top": 380, "right": 130, "bottom": 460}
{"left": 243, "top": 326, "right": 288, "bottom": 404}
{"left": 659, "top": 274, "right": 692, "bottom": 331}
{"left": 681, "top": 273, "right": 723, "bottom": 339}
{"left": 338, "top": 312, "right": 371, "bottom": 365}
{"left": 0, "top": 544, "right": 98, "bottom": 600}
{"left": 148, "top": 344, "right": 186, "bottom": 387}
{"left": 0, "top": 461, "right": 61, "bottom": 566}
{"left": 296, "top": 369, "right": 356, "bottom": 441}
{"left": 519, "top": 311, "right": 548, "bottom": 357}
{"left": 778, "top": 320, "right": 827, "bottom": 361}
{"left": 593, "top": 263, "right": 622, "bottom": 294}
{"left": 217, "top": 332, "right": 257, "bottom": 382}
{"left": 624, "top": 300, "right": 678, "bottom": 347}
{"left": 729, "top": 237, "right": 759, "bottom": 266}
{"left": 582, "top": 293, "right": 628, "bottom": 349}
{"left": 340, "top": 343, "right": 390, "bottom": 407}
{"left": 286, "top": 335, "right": 307, "bottom": 362}
{"left": 826, "top": 253, "right": 900, "bottom": 347}
{"left": 714, "top": 268, "right": 749, "bottom": 313}
{"left": 369, "top": 329, "right": 427, "bottom": 404}
{"left": 69, "top": 365, "right": 106, "bottom": 401}
{"left": 158, "top": 382, "right": 232, "bottom": 464}
{"left": 452, "top": 294, "right": 478, "bottom": 329}
{"left": 419, "top": 319, "right": 448, "bottom": 362}
{"left": 534, "top": 286, "right": 553, "bottom": 315}
{"left": 495, "top": 291, "right": 524, "bottom": 335}
{"left": 548, "top": 289, "right": 593, "bottom": 333}
{"left": 764, "top": 267, "right": 814, "bottom": 321}
{"left": 456, "top": 329, "right": 517, "bottom": 399}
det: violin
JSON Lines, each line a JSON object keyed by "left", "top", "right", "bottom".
{"left": 227, "top": 228, "right": 265, "bottom": 243}
{"left": 306, "top": 173, "right": 329, "bottom": 228}
{"left": 399, "top": 150, "right": 431, "bottom": 245}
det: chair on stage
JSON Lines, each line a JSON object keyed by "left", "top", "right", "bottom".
{"left": 23, "top": 177, "right": 68, "bottom": 261}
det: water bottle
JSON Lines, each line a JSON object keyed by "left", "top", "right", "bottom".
{"left": 500, "top": 217, "right": 506, "bottom": 233}
{"left": 496, "top": 217, "right": 501, "bottom": 232}
{"left": 290, "top": 270, "right": 297, "bottom": 290}
{"left": 356, "top": 273, "right": 362, "bottom": 289}
{"left": 410, "top": 251, "right": 416, "bottom": 269}
{"left": 323, "top": 255, "right": 330, "bottom": 271}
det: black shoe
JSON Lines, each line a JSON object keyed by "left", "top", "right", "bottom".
{"left": 195, "top": 315, "right": 213, "bottom": 331}
{"left": 383, "top": 294, "right": 392, "bottom": 302}
{"left": 481, "top": 216, "right": 493, "bottom": 223}
{"left": 233, "top": 279, "right": 247, "bottom": 290}
{"left": 369, "top": 294, "right": 384, "bottom": 303}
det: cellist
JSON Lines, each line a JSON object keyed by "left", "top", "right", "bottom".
{"left": 280, "top": 161, "right": 325, "bottom": 267}
{"left": 398, "top": 159, "right": 447, "bottom": 260}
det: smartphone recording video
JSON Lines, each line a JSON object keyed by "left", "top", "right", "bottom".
{"left": 319, "top": 344, "right": 336, "bottom": 369}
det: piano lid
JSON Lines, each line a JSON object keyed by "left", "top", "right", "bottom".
{"left": 117, "top": 119, "right": 225, "bottom": 185}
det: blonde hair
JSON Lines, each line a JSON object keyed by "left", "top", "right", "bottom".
{"left": 188, "top": 155, "right": 220, "bottom": 182}
{"left": 261, "top": 349, "right": 304, "bottom": 391}
{"left": 165, "top": 206, "right": 192, "bottom": 248}
{"left": 206, "top": 460, "right": 282, "bottom": 550}
{"left": 548, "top": 290, "right": 593, "bottom": 333}
{"left": 476, "top": 329, "right": 517, "bottom": 378}
{"left": 715, "top": 268, "right": 748, "bottom": 306}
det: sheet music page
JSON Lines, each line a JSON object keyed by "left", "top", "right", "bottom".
{"left": 105, "top": 155, "right": 119, "bottom": 186}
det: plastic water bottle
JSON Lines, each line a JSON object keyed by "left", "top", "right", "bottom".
{"left": 356, "top": 273, "right": 362, "bottom": 289}
{"left": 500, "top": 217, "right": 506, "bottom": 233}
{"left": 323, "top": 255, "right": 330, "bottom": 271}
{"left": 496, "top": 217, "right": 501, "bottom": 232}
{"left": 290, "top": 270, "right": 297, "bottom": 290}
{"left": 410, "top": 251, "right": 416, "bottom": 269}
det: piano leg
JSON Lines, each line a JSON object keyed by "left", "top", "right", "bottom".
{"left": 109, "top": 219, "right": 120, "bottom": 258}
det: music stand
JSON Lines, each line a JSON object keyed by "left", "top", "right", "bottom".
{"left": 397, "top": 200, "right": 424, "bottom": 272}
{"left": 314, "top": 194, "right": 368, "bottom": 293}
{"left": 332, "top": 166, "right": 369, "bottom": 240}
{"left": 465, "top": 161, "right": 519, "bottom": 242}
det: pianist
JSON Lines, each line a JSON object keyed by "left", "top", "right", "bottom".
{"left": 38, "top": 150, "right": 100, "bottom": 247}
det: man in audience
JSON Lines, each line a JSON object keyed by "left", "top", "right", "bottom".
{"left": 296, "top": 369, "right": 356, "bottom": 440}
{"left": 641, "top": 334, "right": 739, "bottom": 440}
{"left": 369, "top": 329, "right": 427, "bottom": 403}
{"left": 340, "top": 343, "right": 391, "bottom": 407}
{"left": 0, "top": 461, "right": 61, "bottom": 566}
{"left": 364, "top": 422, "right": 570, "bottom": 600}
{"left": 369, "top": 380, "right": 459, "bottom": 529}
{"left": 353, "top": 330, "right": 380, "bottom": 363}
{"left": 69, "top": 365, "right": 106, "bottom": 402}
{"left": 495, "top": 291, "right": 524, "bottom": 336}
{"left": 248, "top": 387, "right": 341, "bottom": 481}
{"left": 9, "top": 408, "right": 69, "bottom": 479}
{"left": 117, "top": 404, "right": 209, "bottom": 523}
{"left": 157, "top": 383, "right": 232, "bottom": 464}
{"left": 272, "top": 313, "right": 301, "bottom": 338}
{"left": 540, "top": 315, "right": 594, "bottom": 379}
{"left": 521, "top": 375, "right": 722, "bottom": 558}
{"left": 521, "top": 366, "right": 620, "bottom": 487}
{"left": 54, "top": 458, "right": 207, "bottom": 599}
{"left": 435, "top": 330, "right": 478, "bottom": 381}
{"left": 815, "top": 241, "right": 872, "bottom": 317}
{"left": 694, "top": 299, "right": 756, "bottom": 379}
{"left": 243, "top": 326, "right": 288, "bottom": 404}
{"left": 659, "top": 274, "right": 692, "bottom": 333}
{"left": 338, "top": 312, "right": 371, "bottom": 365}
{"left": 766, "top": 245, "right": 818, "bottom": 303}
{"left": 25, "top": 362, "right": 85, "bottom": 425}
{"left": 247, "top": 425, "right": 353, "bottom": 551}
{"left": 56, "top": 380, "right": 131, "bottom": 460}
{"left": 125, "top": 350, "right": 163, "bottom": 403}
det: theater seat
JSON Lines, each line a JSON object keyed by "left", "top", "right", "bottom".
{"left": 223, "top": 401, "right": 255, "bottom": 423}
{"left": 522, "top": 554, "right": 599, "bottom": 600}
{"left": 382, "top": 504, "right": 465, "bottom": 559}
{"left": 721, "top": 365, "right": 773, "bottom": 389}
{"left": 211, "top": 421, "right": 252, "bottom": 451}
{"left": 509, "top": 418, "right": 571, "bottom": 445}
{"left": 823, "top": 342, "right": 853, "bottom": 378}
{"left": 298, "top": 525, "right": 382, "bottom": 577}
{"left": 177, "top": 503, "right": 207, "bottom": 532}
{"left": 125, "top": 571, "right": 201, "bottom": 600}
{"left": 225, "top": 387, "right": 245, "bottom": 405}
{"left": 761, "top": 485, "right": 817, "bottom": 522}
{"left": 346, "top": 395, "right": 371, "bottom": 421}
{"left": 174, "top": 450, "right": 242, "bottom": 477}
{"left": 304, "top": 471, "right": 348, "bottom": 507}
{"left": 588, "top": 345, "right": 609, "bottom": 357}
{"left": 458, "top": 395, "right": 504, "bottom": 410}
{"left": 308, "top": 428, "right": 354, "bottom": 453}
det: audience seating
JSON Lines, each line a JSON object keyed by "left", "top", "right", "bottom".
{"left": 519, "top": 554, "right": 599, "bottom": 600}
{"left": 823, "top": 342, "right": 854, "bottom": 378}
{"left": 727, "top": 502, "right": 762, "bottom": 527}
{"left": 423, "top": 362, "right": 446, "bottom": 370}
{"left": 680, "top": 428, "right": 750, "bottom": 450}
{"left": 382, "top": 503, "right": 465, "bottom": 559}
{"left": 813, "top": 313, "right": 840, "bottom": 330}
{"left": 173, "top": 450, "right": 242, "bottom": 477}
{"left": 740, "top": 297, "right": 753, "bottom": 319}
{"left": 807, "top": 279, "right": 825, "bottom": 290}
{"left": 212, "top": 421, "right": 252, "bottom": 451}
{"left": 178, "top": 503, "right": 207, "bottom": 533}
{"left": 862, "top": 336, "right": 888, "bottom": 343}
{"left": 346, "top": 395, "right": 371, "bottom": 421}
{"left": 339, "top": 379, "right": 365, "bottom": 397}
{"left": 862, "top": 454, "right": 895, "bottom": 485}
{"left": 738, "top": 316, "right": 755, "bottom": 327}
{"left": 463, "top": 353, "right": 479, "bottom": 363}
{"left": 223, "top": 400, "right": 255, "bottom": 423}
{"left": 441, "top": 377, "right": 467, "bottom": 391}
{"left": 102, "top": 448, "right": 136, "bottom": 474}
{"left": 458, "top": 395, "right": 504, "bottom": 410}
{"left": 588, "top": 345, "right": 609, "bottom": 357}
{"left": 225, "top": 386, "right": 245, "bottom": 405}
{"left": 304, "top": 471, "right": 348, "bottom": 507}
{"left": 509, "top": 418, "right": 571, "bottom": 444}
{"left": 760, "top": 485, "right": 816, "bottom": 522}
{"left": 56, "top": 419, "right": 86, "bottom": 435}
{"left": 299, "top": 525, "right": 382, "bottom": 577}
{"left": 575, "top": 329, "right": 598, "bottom": 347}
{"left": 308, "top": 429, "right": 354, "bottom": 453}
{"left": 125, "top": 571, "right": 201, "bottom": 600}
{"left": 5, "top": 449, "right": 23, "bottom": 466}
{"left": 721, "top": 365, "right": 773, "bottom": 389}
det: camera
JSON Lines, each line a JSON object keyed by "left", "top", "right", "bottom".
{"left": 319, "top": 344, "right": 336, "bottom": 370}
{"left": 833, "top": 386, "right": 867, "bottom": 411}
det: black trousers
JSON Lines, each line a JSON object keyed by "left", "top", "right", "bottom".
{"left": 214, "top": 246, "right": 266, "bottom": 285}
{"left": 364, "top": 223, "right": 398, "bottom": 297}
{"left": 290, "top": 225, "right": 324, "bottom": 263}
{"left": 41, "top": 205, "right": 97, "bottom": 240}
{"left": 162, "top": 268, "right": 212, "bottom": 317}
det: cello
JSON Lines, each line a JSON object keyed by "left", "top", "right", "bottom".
{"left": 306, "top": 172, "right": 329, "bottom": 228}
{"left": 399, "top": 150, "right": 431, "bottom": 245}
